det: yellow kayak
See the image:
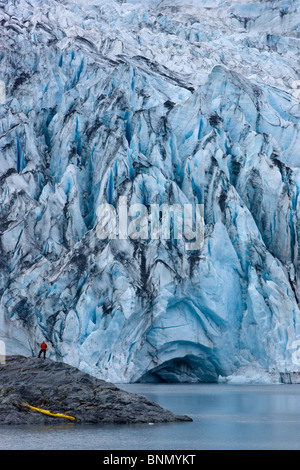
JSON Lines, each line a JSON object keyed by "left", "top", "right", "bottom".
{"left": 23, "top": 403, "right": 75, "bottom": 421}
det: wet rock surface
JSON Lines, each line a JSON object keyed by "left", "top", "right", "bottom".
{"left": 0, "top": 356, "right": 192, "bottom": 425}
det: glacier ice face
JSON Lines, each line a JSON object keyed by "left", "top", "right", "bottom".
{"left": 0, "top": 0, "right": 300, "bottom": 383}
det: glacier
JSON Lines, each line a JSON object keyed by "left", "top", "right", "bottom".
{"left": 0, "top": 0, "right": 300, "bottom": 383}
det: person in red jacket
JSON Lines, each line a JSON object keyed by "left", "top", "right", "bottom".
{"left": 38, "top": 341, "right": 47, "bottom": 359}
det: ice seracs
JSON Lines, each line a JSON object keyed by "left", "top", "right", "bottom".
{"left": 0, "top": 0, "right": 300, "bottom": 383}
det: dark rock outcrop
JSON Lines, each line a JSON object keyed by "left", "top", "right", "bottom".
{"left": 0, "top": 356, "right": 192, "bottom": 425}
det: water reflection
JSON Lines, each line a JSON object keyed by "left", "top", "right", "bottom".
{"left": 26, "top": 424, "right": 76, "bottom": 431}
{"left": 2, "top": 384, "right": 300, "bottom": 450}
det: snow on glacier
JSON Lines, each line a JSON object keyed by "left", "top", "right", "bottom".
{"left": 0, "top": 0, "right": 300, "bottom": 383}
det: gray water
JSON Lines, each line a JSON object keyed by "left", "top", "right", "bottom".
{"left": 2, "top": 383, "right": 300, "bottom": 450}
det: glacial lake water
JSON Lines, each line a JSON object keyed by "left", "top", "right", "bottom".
{"left": 2, "top": 383, "right": 300, "bottom": 450}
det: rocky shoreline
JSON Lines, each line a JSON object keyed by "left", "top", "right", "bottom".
{"left": 0, "top": 356, "right": 192, "bottom": 425}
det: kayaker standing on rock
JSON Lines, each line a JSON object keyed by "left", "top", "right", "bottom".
{"left": 38, "top": 341, "right": 47, "bottom": 359}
